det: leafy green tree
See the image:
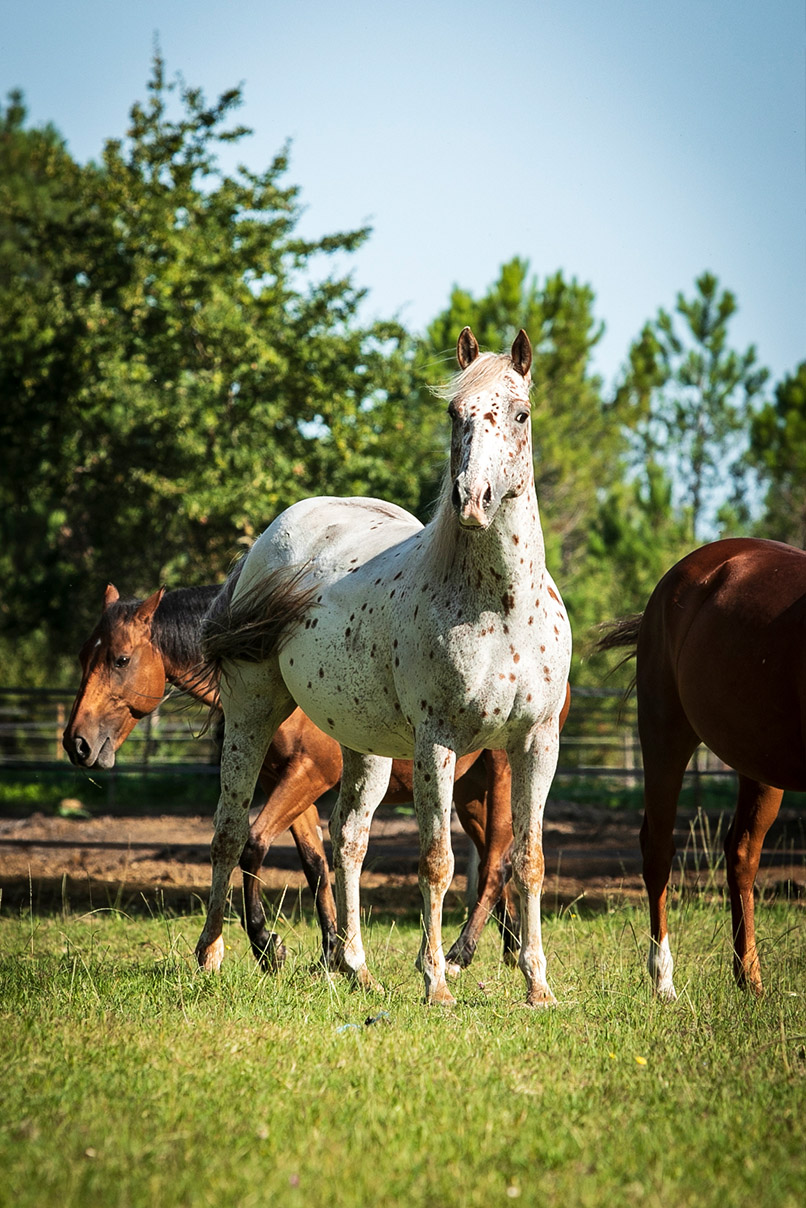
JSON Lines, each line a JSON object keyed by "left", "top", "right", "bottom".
{"left": 617, "top": 272, "right": 769, "bottom": 543}
{"left": 746, "top": 362, "right": 806, "bottom": 546}
{"left": 0, "top": 61, "right": 434, "bottom": 665}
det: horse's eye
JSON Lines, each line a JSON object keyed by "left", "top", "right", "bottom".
{"left": 515, "top": 411, "right": 530, "bottom": 424}
{"left": 114, "top": 655, "right": 130, "bottom": 669}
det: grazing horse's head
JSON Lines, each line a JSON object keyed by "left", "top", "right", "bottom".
{"left": 447, "top": 327, "right": 533, "bottom": 530}
{"left": 63, "top": 583, "right": 166, "bottom": 769}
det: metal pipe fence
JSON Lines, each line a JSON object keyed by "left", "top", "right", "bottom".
{"left": 0, "top": 683, "right": 741, "bottom": 809}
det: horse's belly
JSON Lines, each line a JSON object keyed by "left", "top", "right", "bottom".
{"left": 680, "top": 682, "right": 806, "bottom": 791}
{"left": 278, "top": 643, "right": 415, "bottom": 759}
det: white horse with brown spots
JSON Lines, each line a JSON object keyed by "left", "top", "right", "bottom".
{"left": 198, "top": 328, "right": 571, "bottom": 1006}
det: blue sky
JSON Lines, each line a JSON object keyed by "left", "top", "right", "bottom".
{"left": 2, "top": 0, "right": 804, "bottom": 391}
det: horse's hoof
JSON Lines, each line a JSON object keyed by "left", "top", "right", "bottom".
{"left": 196, "top": 936, "right": 224, "bottom": 972}
{"left": 354, "top": 966, "right": 384, "bottom": 993}
{"left": 252, "top": 934, "right": 286, "bottom": 973}
{"left": 426, "top": 983, "right": 457, "bottom": 1007}
{"left": 524, "top": 985, "right": 557, "bottom": 1008}
{"left": 445, "top": 961, "right": 462, "bottom": 979}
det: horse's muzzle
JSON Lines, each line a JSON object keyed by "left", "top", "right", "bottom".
{"left": 63, "top": 732, "right": 116, "bottom": 769}
{"left": 452, "top": 479, "right": 493, "bottom": 528}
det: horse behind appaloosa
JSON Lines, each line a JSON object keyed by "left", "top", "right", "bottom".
{"left": 199, "top": 328, "right": 572, "bottom": 1006}
{"left": 598, "top": 536, "right": 806, "bottom": 999}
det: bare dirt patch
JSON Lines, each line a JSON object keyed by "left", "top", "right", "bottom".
{"left": 1, "top": 800, "right": 804, "bottom": 918}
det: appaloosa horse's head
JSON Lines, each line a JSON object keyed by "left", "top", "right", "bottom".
{"left": 63, "top": 583, "right": 166, "bottom": 768}
{"left": 447, "top": 327, "right": 533, "bottom": 530}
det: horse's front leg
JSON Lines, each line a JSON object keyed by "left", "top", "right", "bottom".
{"left": 508, "top": 723, "right": 560, "bottom": 1007}
{"left": 195, "top": 666, "right": 294, "bottom": 971}
{"left": 329, "top": 749, "right": 392, "bottom": 990}
{"left": 414, "top": 735, "right": 457, "bottom": 1005}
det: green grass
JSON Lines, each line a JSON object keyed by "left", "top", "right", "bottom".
{"left": 1, "top": 896, "right": 804, "bottom": 1208}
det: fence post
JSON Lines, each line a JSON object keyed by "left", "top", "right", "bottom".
{"left": 55, "top": 702, "right": 65, "bottom": 761}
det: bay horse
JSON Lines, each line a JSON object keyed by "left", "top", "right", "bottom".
{"left": 63, "top": 582, "right": 552, "bottom": 971}
{"left": 598, "top": 536, "right": 806, "bottom": 999}
{"left": 199, "top": 328, "right": 572, "bottom": 1006}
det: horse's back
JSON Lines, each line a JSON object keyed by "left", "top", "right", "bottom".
{"left": 640, "top": 537, "right": 806, "bottom": 788}
{"left": 237, "top": 496, "right": 422, "bottom": 597}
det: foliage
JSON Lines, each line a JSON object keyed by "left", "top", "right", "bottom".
{"left": 0, "top": 61, "right": 434, "bottom": 664}
{"left": 1, "top": 906, "right": 805, "bottom": 1207}
{"left": 746, "top": 362, "right": 806, "bottom": 546}
{"left": 617, "top": 272, "right": 769, "bottom": 543}
{"left": 0, "top": 61, "right": 788, "bottom": 693}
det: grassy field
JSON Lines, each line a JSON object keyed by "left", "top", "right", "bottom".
{"left": 1, "top": 894, "right": 804, "bottom": 1208}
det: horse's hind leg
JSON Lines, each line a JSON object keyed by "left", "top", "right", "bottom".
{"left": 241, "top": 756, "right": 338, "bottom": 971}
{"left": 329, "top": 748, "right": 392, "bottom": 990}
{"left": 196, "top": 665, "right": 294, "bottom": 971}
{"left": 638, "top": 701, "right": 698, "bottom": 1002}
{"left": 240, "top": 801, "right": 336, "bottom": 972}
{"left": 290, "top": 806, "right": 338, "bottom": 967}
{"left": 725, "top": 776, "right": 782, "bottom": 995}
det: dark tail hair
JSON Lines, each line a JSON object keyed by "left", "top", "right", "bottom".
{"left": 201, "top": 560, "right": 320, "bottom": 680}
{"left": 594, "top": 612, "right": 643, "bottom": 699}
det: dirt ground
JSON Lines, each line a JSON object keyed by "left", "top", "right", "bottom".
{"left": 1, "top": 799, "right": 804, "bottom": 918}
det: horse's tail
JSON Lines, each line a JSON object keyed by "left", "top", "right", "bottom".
{"left": 593, "top": 612, "right": 643, "bottom": 700}
{"left": 200, "top": 559, "right": 319, "bottom": 680}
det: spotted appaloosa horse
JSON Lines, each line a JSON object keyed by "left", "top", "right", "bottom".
{"left": 63, "top": 582, "right": 549, "bottom": 972}
{"left": 199, "top": 329, "right": 572, "bottom": 1006}
{"left": 598, "top": 537, "right": 806, "bottom": 999}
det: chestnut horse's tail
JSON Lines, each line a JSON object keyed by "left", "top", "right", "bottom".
{"left": 594, "top": 613, "right": 643, "bottom": 696}
{"left": 201, "top": 559, "right": 319, "bottom": 680}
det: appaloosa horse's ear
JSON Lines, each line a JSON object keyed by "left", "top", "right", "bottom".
{"left": 457, "top": 327, "right": 480, "bottom": 369}
{"left": 135, "top": 587, "right": 166, "bottom": 626}
{"left": 511, "top": 330, "right": 532, "bottom": 378}
{"left": 104, "top": 583, "right": 120, "bottom": 610}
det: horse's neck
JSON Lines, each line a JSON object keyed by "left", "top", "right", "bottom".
{"left": 427, "top": 487, "right": 547, "bottom": 602}
{"left": 166, "top": 661, "right": 219, "bottom": 707}
{"left": 151, "top": 588, "right": 220, "bottom": 706}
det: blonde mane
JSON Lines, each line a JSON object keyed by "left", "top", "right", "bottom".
{"left": 432, "top": 350, "right": 529, "bottom": 403}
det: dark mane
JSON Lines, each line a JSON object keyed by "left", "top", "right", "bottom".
{"left": 152, "top": 586, "right": 221, "bottom": 669}
{"left": 109, "top": 586, "right": 220, "bottom": 672}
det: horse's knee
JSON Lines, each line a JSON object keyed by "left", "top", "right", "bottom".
{"left": 239, "top": 831, "right": 267, "bottom": 880}
{"left": 510, "top": 842, "right": 545, "bottom": 896}
{"left": 418, "top": 836, "right": 454, "bottom": 892}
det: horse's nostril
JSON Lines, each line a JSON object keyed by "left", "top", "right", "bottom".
{"left": 483, "top": 482, "right": 492, "bottom": 507}
{"left": 451, "top": 482, "right": 461, "bottom": 510}
{"left": 73, "top": 735, "right": 90, "bottom": 761}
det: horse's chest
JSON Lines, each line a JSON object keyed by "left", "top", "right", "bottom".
{"left": 396, "top": 608, "right": 569, "bottom": 748}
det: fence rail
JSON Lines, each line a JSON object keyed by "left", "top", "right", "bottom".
{"left": 0, "top": 683, "right": 736, "bottom": 788}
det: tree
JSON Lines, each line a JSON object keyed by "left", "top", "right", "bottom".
{"left": 746, "top": 362, "right": 806, "bottom": 547}
{"left": 617, "top": 272, "right": 769, "bottom": 543}
{"left": 0, "top": 61, "right": 435, "bottom": 665}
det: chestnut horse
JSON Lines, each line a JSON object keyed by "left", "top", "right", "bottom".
{"left": 63, "top": 583, "right": 563, "bottom": 970}
{"left": 199, "top": 329, "right": 571, "bottom": 1005}
{"left": 598, "top": 537, "right": 806, "bottom": 999}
